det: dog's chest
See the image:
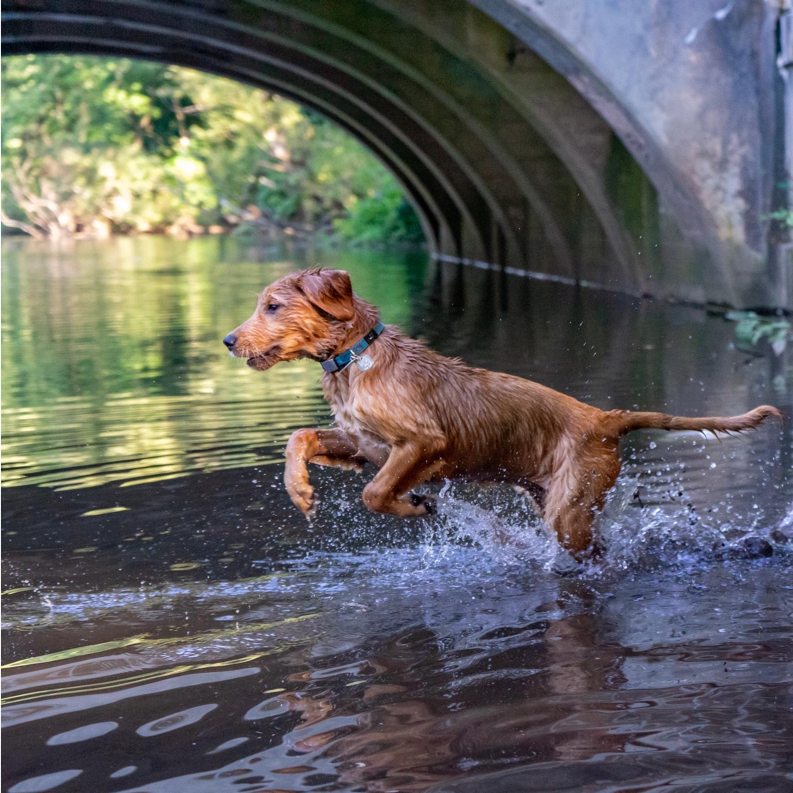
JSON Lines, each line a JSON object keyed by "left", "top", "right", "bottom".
{"left": 323, "top": 373, "right": 384, "bottom": 439}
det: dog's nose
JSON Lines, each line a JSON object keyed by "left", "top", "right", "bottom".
{"left": 223, "top": 333, "right": 237, "bottom": 350}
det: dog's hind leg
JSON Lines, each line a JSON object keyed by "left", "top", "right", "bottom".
{"left": 544, "top": 455, "right": 621, "bottom": 557}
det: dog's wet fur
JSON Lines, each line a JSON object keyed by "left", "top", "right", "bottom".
{"left": 224, "top": 268, "right": 782, "bottom": 557}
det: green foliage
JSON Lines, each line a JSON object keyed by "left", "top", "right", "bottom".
{"left": 725, "top": 311, "right": 791, "bottom": 356}
{"left": 762, "top": 208, "right": 793, "bottom": 228}
{"left": 334, "top": 177, "right": 425, "bottom": 243}
{"left": 1, "top": 55, "right": 424, "bottom": 244}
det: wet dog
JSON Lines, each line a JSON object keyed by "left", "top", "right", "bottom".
{"left": 224, "top": 268, "right": 782, "bottom": 556}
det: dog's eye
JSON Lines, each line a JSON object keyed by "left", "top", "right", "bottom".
{"left": 265, "top": 303, "right": 280, "bottom": 314}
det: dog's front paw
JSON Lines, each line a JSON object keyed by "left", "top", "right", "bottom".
{"left": 292, "top": 484, "right": 316, "bottom": 518}
{"left": 409, "top": 492, "right": 437, "bottom": 516}
{"left": 285, "top": 472, "right": 315, "bottom": 518}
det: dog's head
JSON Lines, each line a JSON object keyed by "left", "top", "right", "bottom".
{"left": 223, "top": 268, "right": 355, "bottom": 371}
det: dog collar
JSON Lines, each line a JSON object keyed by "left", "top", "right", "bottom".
{"left": 321, "top": 321, "right": 385, "bottom": 373}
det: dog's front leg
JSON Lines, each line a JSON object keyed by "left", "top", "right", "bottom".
{"left": 361, "top": 442, "right": 441, "bottom": 518}
{"left": 285, "top": 428, "right": 359, "bottom": 516}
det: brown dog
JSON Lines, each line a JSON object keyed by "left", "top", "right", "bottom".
{"left": 224, "top": 268, "right": 781, "bottom": 556}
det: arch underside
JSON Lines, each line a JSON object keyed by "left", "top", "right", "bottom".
{"left": 3, "top": 0, "right": 732, "bottom": 303}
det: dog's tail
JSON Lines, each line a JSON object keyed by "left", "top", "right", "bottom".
{"left": 611, "top": 405, "right": 782, "bottom": 437}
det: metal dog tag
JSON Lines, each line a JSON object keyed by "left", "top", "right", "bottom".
{"left": 355, "top": 354, "right": 374, "bottom": 371}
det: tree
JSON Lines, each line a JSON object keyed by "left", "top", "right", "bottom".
{"left": 1, "top": 55, "right": 424, "bottom": 244}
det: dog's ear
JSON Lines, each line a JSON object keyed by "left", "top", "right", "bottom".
{"left": 299, "top": 269, "right": 354, "bottom": 321}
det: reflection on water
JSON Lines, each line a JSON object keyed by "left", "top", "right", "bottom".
{"left": 2, "top": 237, "right": 792, "bottom": 792}
{"left": 2, "top": 237, "right": 425, "bottom": 491}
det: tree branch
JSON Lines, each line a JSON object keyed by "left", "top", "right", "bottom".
{"left": 0, "top": 209, "right": 45, "bottom": 239}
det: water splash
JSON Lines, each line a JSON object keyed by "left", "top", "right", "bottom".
{"left": 413, "top": 481, "right": 560, "bottom": 570}
{"left": 413, "top": 475, "right": 792, "bottom": 576}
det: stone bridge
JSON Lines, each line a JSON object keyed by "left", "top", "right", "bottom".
{"left": 4, "top": 0, "right": 791, "bottom": 308}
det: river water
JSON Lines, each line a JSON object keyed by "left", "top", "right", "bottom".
{"left": 2, "top": 236, "right": 792, "bottom": 793}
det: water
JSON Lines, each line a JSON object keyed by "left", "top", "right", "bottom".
{"left": 2, "top": 236, "right": 792, "bottom": 793}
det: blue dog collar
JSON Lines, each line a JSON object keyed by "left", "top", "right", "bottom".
{"left": 321, "top": 321, "right": 385, "bottom": 373}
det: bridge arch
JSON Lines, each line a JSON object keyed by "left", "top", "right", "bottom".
{"left": 4, "top": 0, "right": 784, "bottom": 307}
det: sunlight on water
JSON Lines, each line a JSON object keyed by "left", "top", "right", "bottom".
{"left": 1, "top": 236, "right": 423, "bottom": 491}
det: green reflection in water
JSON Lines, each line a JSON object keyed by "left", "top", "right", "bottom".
{"left": 1, "top": 236, "right": 428, "bottom": 489}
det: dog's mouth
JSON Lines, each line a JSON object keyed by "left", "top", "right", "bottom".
{"left": 246, "top": 345, "right": 282, "bottom": 371}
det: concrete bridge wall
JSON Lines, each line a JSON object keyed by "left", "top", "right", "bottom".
{"left": 3, "top": 0, "right": 790, "bottom": 308}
